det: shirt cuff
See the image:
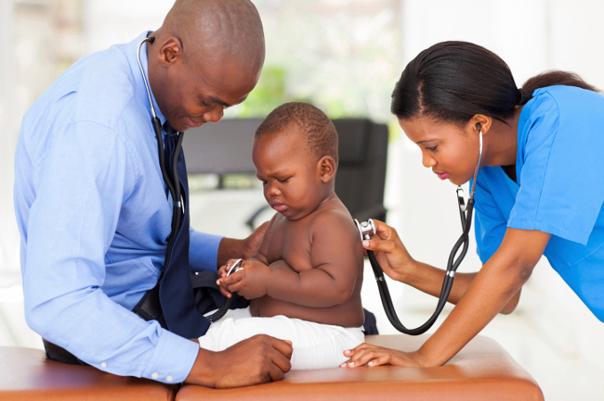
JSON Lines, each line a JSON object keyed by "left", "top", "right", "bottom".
{"left": 189, "top": 229, "right": 222, "bottom": 271}
{"left": 142, "top": 328, "right": 200, "bottom": 384}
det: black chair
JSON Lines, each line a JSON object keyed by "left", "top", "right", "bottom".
{"left": 332, "top": 118, "right": 388, "bottom": 223}
{"left": 183, "top": 117, "right": 388, "bottom": 227}
{"left": 184, "top": 118, "right": 263, "bottom": 188}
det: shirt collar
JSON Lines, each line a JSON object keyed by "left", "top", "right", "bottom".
{"left": 127, "top": 31, "right": 168, "bottom": 127}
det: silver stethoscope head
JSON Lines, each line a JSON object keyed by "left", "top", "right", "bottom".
{"left": 136, "top": 36, "right": 159, "bottom": 121}
{"left": 226, "top": 258, "right": 244, "bottom": 276}
{"left": 354, "top": 218, "right": 376, "bottom": 241}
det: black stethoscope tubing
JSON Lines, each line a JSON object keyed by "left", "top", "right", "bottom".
{"left": 359, "top": 130, "right": 483, "bottom": 335}
{"left": 137, "top": 35, "right": 231, "bottom": 324}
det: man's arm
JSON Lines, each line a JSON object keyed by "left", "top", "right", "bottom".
{"left": 215, "top": 222, "right": 269, "bottom": 267}
{"left": 21, "top": 121, "right": 199, "bottom": 383}
{"left": 189, "top": 229, "right": 222, "bottom": 271}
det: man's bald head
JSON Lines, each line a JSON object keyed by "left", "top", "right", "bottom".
{"left": 161, "top": 0, "right": 265, "bottom": 69}
{"left": 147, "top": 0, "right": 265, "bottom": 132}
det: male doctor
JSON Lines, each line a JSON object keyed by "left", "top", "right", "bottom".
{"left": 14, "top": 0, "right": 292, "bottom": 388}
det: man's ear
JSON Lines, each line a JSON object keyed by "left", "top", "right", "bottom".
{"left": 317, "top": 156, "right": 337, "bottom": 183}
{"left": 158, "top": 36, "right": 183, "bottom": 66}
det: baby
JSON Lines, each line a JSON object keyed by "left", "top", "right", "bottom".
{"left": 199, "top": 102, "right": 365, "bottom": 369}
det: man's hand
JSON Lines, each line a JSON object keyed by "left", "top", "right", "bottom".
{"left": 218, "top": 259, "right": 271, "bottom": 300}
{"left": 242, "top": 221, "right": 269, "bottom": 259}
{"left": 186, "top": 335, "right": 293, "bottom": 388}
{"left": 217, "top": 222, "right": 269, "bottom": 267}
{"left": 216, "top": 262, "right": 233, "bottom": 298}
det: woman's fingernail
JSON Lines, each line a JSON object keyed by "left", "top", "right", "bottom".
{"left": 348, "top": 362, "right": 355, "bottom": 368}
{"left": 368, "top": 361, "right": 375, "bottom": 367}
{"left": 362, "top": 240, "right": 369, "bottom": 247}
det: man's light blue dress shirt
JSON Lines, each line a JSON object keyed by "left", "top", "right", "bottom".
{"left": 473, "top": 85, "right": 604, "bottom": 321}
{"left": 14, "top": 33, "right": 222, "bottom": 383}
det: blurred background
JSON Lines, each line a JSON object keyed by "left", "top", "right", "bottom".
{"left": 1, "top": 1, "right": 604, "bottom": 399}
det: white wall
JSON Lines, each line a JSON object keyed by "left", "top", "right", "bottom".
{"left": 82, "top": 0, "right": 172, "bottom": 52}
{"left": 0, "top": 1, "right": 18, "bottom": 283}
{"left": 392, "top": 1, "right": 604, "bottom": 399}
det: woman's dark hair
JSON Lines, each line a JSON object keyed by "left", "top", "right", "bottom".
{"left": 391, "top": 41, "right": 597, "bottom": 124}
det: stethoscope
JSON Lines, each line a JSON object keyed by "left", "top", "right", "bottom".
{"left": 136, "top": 35, "right": 185, "bottom": 219}
{"left": 136, "top": 35, "right": 238, "bottom": 324}
{"left": 355, "top": 129, "right": 483, "bottom": 335}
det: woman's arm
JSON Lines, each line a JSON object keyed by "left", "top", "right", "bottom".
{"left": 363, "top": 219, "right": 520, "bottom": 314}
{"left": 345, "top": 227, "right": 549, "bottom": 368}
{"left": 404, "top": 262, "right": 521, "bottom": 314}
{"left": 418, "top": 228, "right": 549, "bottom": 365}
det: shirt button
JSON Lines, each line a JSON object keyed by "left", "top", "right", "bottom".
{"left": 151, "top": 372, "right": 160, "bottom": 380}
{"left": 166, "top": 375, "right": 174, "bottom": 383}
{"left": 100, "top": 362, "right": 107, "bottom": 369}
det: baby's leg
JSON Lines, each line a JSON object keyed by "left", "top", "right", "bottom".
{"left": 198, "top": 307, "right": 364, "bottom": 370}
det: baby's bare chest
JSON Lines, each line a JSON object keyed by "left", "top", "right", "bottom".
{"left": 265, "top": 220, "right": 314, "bottom": 271}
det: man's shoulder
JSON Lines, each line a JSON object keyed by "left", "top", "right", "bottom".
{"left": 31, "top": 42, "right": 139, "bottom": 131}
{"left": 71, "top": 44, "right": 140, "bottom": 127}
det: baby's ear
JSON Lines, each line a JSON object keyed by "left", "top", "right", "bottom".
{"left": 317, "top": 156, "right": 336, "bottom": 183}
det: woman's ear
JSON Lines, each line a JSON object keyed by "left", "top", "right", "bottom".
{"left": 471, "top": 114, "right": 492, "bottom": 135}
{"left": 317, "top": 156, "right": 337, "bottom": 183}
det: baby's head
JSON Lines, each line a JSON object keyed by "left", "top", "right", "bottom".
{"left": 253, "top": 102, "right": 339, "bottom": 221}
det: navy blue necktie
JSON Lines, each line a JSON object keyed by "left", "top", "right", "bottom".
{"left": 159, "top": 126, "right": 210, "bottom": 338}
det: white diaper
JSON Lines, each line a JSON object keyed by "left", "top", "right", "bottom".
{"left": 198, "top": 307, "right": 364, "bottom": 370}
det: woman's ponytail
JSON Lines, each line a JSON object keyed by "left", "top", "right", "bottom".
{"left": 519, "top": 71, "right": 598, "bottom": 105}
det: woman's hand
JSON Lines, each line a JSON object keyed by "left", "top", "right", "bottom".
{"left": 218, "top": 259, "right": 271, "bottom": 300}
{"left": 363, "top": 219, "right": 416, "bottom": 282}
{"left": 340, "top": 343, "right": 431, "bottom": 368}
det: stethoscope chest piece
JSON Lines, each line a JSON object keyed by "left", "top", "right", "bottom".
{"left": 226, "top": 258, "right": 244, "bottom": 276}
{"left": 354, "top": 218, "right": 376, "bottom": 241}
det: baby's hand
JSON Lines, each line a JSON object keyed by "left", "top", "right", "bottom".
{"left": 220, "top": 259, "right": 271, "bottom": 300}
{"left": 216, "top": 259, "right": 242, "bottom": 298}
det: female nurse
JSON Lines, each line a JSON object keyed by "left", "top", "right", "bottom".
{"left": 342, "top": 41, "right": 604, "bottom": 368}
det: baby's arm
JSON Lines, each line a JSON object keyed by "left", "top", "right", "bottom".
{"left": 263, "top": 213, "right": 364, "bottom": 307}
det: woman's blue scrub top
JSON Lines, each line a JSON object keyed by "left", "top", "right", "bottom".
{"left": 473, "top": 85, "right": 604, "bottom": 322}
